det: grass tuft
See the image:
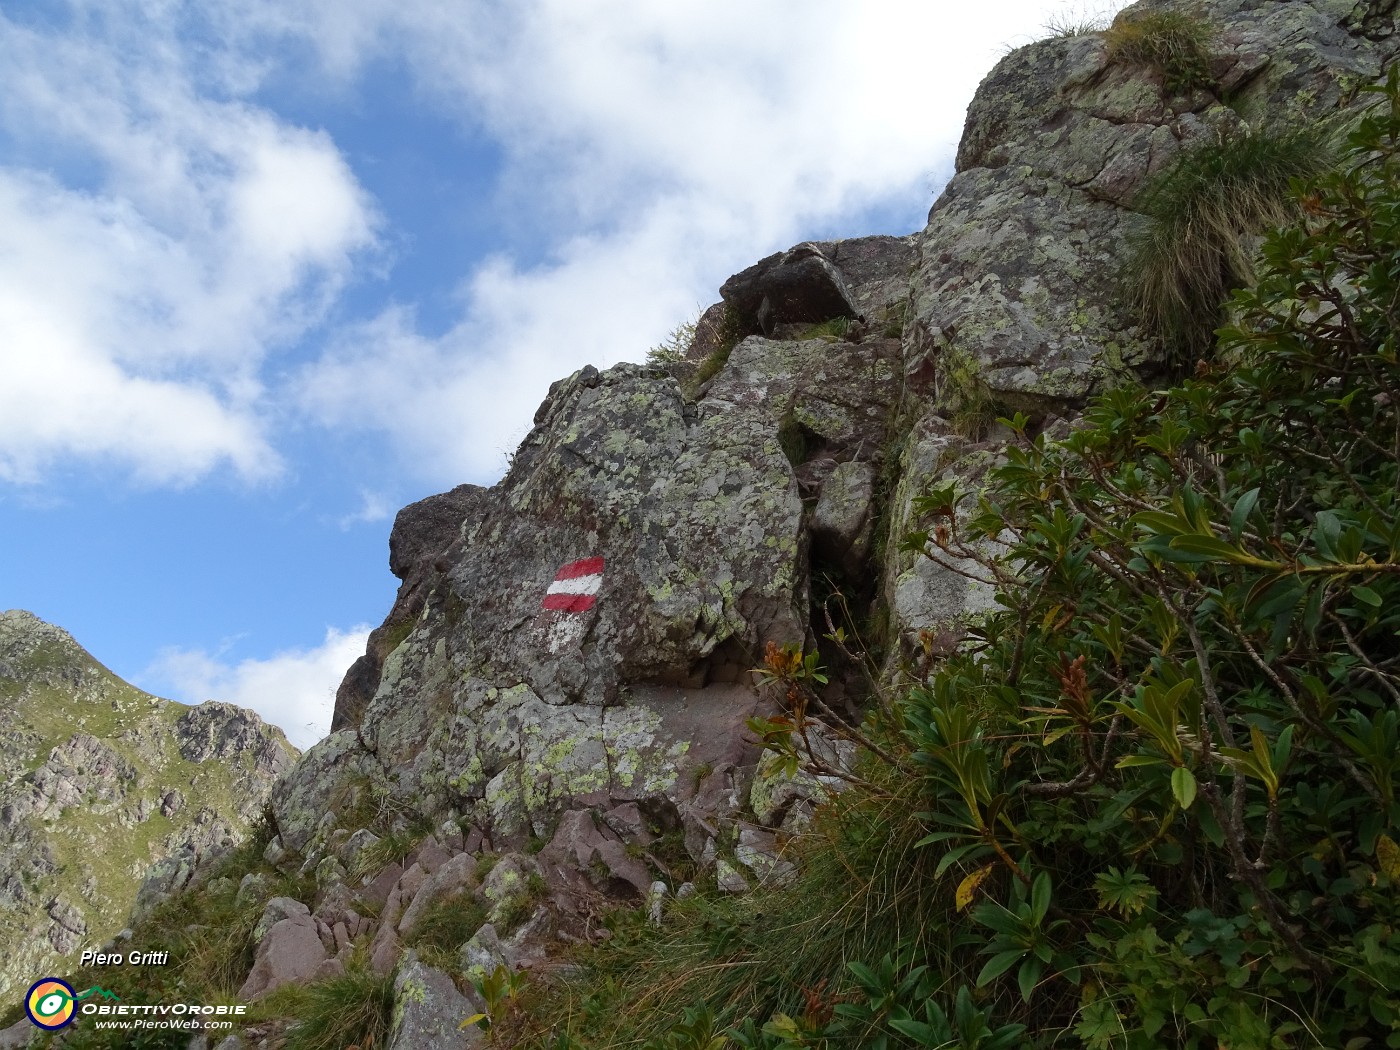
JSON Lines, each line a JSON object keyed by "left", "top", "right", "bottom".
{"left": 524, "top": 764, "right": 955, "bottom": 1047}
{"left": 349, "top": 819, "right": 434, "bottom": 882}
{"left": 1128, "top": 123, "right": 1334, "bottom": 370}
{"left": 1041, "top": 2, "right": 1117, "bottom": 40}
{"left": 1104, "top": 9, "right": 1215, "bottom": 94}
{"left": 271, "top": 954, "right": 396, "bottom": 1050}
{"left": 795, "top": 317, "right": 852, "bottom": 342}
{"left": 406, "top": 892, "right": 489, "bottom": 971}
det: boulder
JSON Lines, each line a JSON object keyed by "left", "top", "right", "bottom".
{"left": 735, "top": 826, "right": 796, "bottom": 887}
{"left": 252, "top": 897, "right": 311, "bottom": 944}
{"left": 460, "top": 913, "right": 551, "bottom": 980}
{"left": 239, "top": 911, "right": 329, "bottom": 999}
{"left": 388, "top": 484, "right": 484, "bottom": 581}
{"left": 370, "top": 921, "right": 401, "bottom": 976}
{"left": 389, "top": 953, "right": 482, "bottom": 1050}
{"left": 0, "top": 1017, "right": 32, "bottom": 1048}
{"left": 720, "top": 243, "right": 861, "bottom": 336}
{"left": 810, "top": 460, "right": 876, "bottom": 576}
{"left": 715, "top": 859, "right": 749, "bottom": 895}
{"left": 810, "top": 235, "right": 917, "bottom": 322}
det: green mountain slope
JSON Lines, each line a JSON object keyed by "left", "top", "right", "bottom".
{"left": 0, "top": 610, "right": 297, "bottom": 1001}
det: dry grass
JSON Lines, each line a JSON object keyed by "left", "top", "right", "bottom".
{"left": 1129, "top": 124, "right": 1333, "bottom": 369}
{"left": 1104, "top": 9, "right": 1214, "bottom": 94}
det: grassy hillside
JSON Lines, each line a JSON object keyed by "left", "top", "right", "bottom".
{"left": 0, "top": 610, "right": 296, "bottom": 1002}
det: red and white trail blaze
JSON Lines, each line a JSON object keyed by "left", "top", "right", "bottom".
{"left": 541, "top": 557, "right": 604, "bottom": 651}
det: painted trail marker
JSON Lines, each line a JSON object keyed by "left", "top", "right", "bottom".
{"left": 542, "top": 557, "right": 604, "bottom": 651}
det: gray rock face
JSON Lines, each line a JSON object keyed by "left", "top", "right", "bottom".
{"left": 109, "top": 0, "right": 1400, "bottom": 1023}
{"left": 389, "top": 484, "right": 484, "bottom": 581}
{"left": 906, "top": 0, "right": 1400, "bottom": 413}
{"left": 333, "top": 485, "right": 491, "bottom": 733}
{"left": 176, "top": 702, "right": 295, "bottom": 775}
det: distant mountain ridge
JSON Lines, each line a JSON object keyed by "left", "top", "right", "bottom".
{"left": 0, "top": 609, "right": 296, "bottom": 1001}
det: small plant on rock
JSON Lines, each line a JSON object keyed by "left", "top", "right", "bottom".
{"left": 1104, "top": 9, "right": 1215, "bottom": 94}
{"left": 1128, "top": 122, "right": 1333, "bottom": 370}
{"left": 274, "top": 952, "right": 395, "bottom": 1050}
{"left": 645, "top": 317, "right": 699, "bottom": 366}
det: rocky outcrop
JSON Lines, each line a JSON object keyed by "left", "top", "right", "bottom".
{"left": 0, "top": 610, "right": 296, "bottom": 1001}
{"left": 905, "top": 0, "right": 1399, "bottom": 413}
{"left": 251, "top": 1, "right": 1400, "bottom": 1014}
{"left": 390, "top": 953, "right": 482, "bottom": 1049}
{"left": 67, "top": 2, "right": 1400, "bottom": 1043}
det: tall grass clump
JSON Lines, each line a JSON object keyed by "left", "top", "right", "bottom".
{"left": 527, "top": 767, "right": 958, "bottom": 1048}
{"left": 1104, "top": 9, "right": 1214, "bottom": 94}
{"left": 1129, "top": 123, "right": 1333, "bottom": 370}
{"left": 270, "top": 954, "right": 396, "bottom": 1050}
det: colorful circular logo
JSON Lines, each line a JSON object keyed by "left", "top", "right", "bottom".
{"left": 25, "top": 978, "right": 76, "bottom": 1030}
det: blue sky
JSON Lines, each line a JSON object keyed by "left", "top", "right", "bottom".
{"left": 0, "top": 0, "right": 1126, "bottom": 749}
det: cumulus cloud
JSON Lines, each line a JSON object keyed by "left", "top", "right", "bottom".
{"left": 1, "top": 0, "right": 1129, "bottom": 489}
{"left": 336, "top": 488, "right": 395, "bottom": 529}
{"left": 145, "top": 625, "right": 372, "bottom": 750}
{"left": 283, "top": 0, "right": 1130, "bottom": 484}
{"left": 0, "top": 6, "right": 377, "bottom": 485}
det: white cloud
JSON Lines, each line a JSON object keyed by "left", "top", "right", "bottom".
{"left": 1, "top": 0, "right": 1130, "bottom": 489}
{"left": 336, "top": 488, "right": 395, "bottom": 530}
{"left": 0, "top": 6, "right": 378, "bottom": 485}
{"left": 284, "top": 0, "right": 1131, "bottom": 485}
{"left": 145, "top": 625, "right": 372, "bottom": 750}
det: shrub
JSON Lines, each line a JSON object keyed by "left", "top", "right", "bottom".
{"left": 644, "top": 317, "right": 699, "bottom": 366}
{"left": 1128, "top": 123, "right": 1333, "bottom": 371}
{"left": 1103, "top": 9, "right": 1215, "bottom": 94}
{"left": 893, "top": 66, "right": 1400, "bottom": 1046}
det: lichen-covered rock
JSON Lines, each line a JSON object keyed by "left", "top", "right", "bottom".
{"left": 809, "top": 235, "right": 918, "bottom": 322}
{"left": 334, "top": 485, "right": 490, "bottom": 733}
{"left": 906, "top": 0, "right": 1399, "bottom": 414}
{"left": 127, "top": 0, "right": 1400, "bottom": 1014}
{"left": 390, "top": 953, "right": 482, "bottom": 1050}
{"left": 879, "top": 417, "right": 1006, "bottom": 666}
